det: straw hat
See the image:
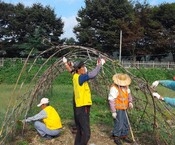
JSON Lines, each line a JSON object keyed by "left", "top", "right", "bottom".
{"left": 112, "top": 73, "right": 131, "bottom": 86}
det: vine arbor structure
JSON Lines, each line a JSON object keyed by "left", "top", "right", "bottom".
{"left": 0, "top": 45, "right": 175, "bottom": 145}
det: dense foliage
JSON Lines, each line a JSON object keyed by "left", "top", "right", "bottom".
{"left": 1, "top": 1, "right": 175, "bottom": 61}
{"left": 0, "top": 2, "right": 64, "bottom": 57}
{"left": 74, "top": 0, "right": 175, "bottom": 61}
{"left": 0, "top": 59, "right": 174, "bottom": 84}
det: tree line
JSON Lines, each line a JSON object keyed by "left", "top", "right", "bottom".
{"left": 0, "top": 0, "right": 175, "bottom": 61}
{"left": 0, "top": 1, "right": 64, "bottom": 58}
{"left": 74, "top": 0, "right": 175, "bottom": 61}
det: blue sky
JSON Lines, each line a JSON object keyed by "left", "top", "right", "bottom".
{"left": 2, "top": 0, "right": 174, "bottom": 39}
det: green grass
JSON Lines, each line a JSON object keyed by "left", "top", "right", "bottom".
{"left": 0, "top": 83, "right": 113, "bottom": 130}
{"left": 130, "top": 68, "right": 174, "bottom": 82}
{"left": 0, "top": 84, "right": 32, "bottom": 127}
{"left": 37, "top": 84, "right": 112, "bottom": 126}
{"left": 0, "top": 76, "right": 175, "bottom": 128}
{"left": 0, "top": 84, "right": 21, "bottom": 117}
{"left": 49, "top": 84, "right": 74, "bottom": 121}
{"left": 0, "top": 62, "right": 175, "bottom": 144}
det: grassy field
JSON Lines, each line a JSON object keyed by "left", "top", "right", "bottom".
{"left": 31, "top": 84, "right": 112, "bottom": 125}
{"left": 1, "top": 80, "right": 175, "bottom": 144}
{"left": 0, "top": 84, "right": 21, "bottom": 121}
{"left": 0, "top": 83, "right": 112, "bottom": 128}
{"left": 1, "top": 82, "right": 174, "bottom": 127}
{"left": 0, "top": 84, "right": 31, "bottom": 126}
{"left": 0, "top": 61, "right": 175, "bottom": 144}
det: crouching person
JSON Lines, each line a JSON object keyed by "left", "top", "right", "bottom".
{"left": 22, "top": 97, "right": 62, "bottom": 139}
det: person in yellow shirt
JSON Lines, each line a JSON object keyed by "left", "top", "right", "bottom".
{"left": 71, "top": 58, "right": 105, "bottom": 145}
{"left": 63, "top": 57, "right": 78, "bottom": 134}
{"left": 22, "top": 98, "right": 62, "bottom": 139}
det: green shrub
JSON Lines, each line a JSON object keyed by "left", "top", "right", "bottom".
{"left": 130, "top": 68, "right": 174, "bottom": 82}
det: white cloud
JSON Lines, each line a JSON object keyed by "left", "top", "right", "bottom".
{"left": 61, "top": 16, "right": 78, "bottom": 39}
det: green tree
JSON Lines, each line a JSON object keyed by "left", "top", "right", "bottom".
{"left": 74, "top": 0, "right": 175, "bottom": 62}
{"left": 152, "top": 3, "right": 175, "bottom": 61}
{"left": 74, "top": 0, "right": 135, "bottom": 54}
{"left": 131, "top": 1, "right": 159, "bottom": 61}
{"left": 64, "top": 37, "right": 76, "bottom": 45}
{"left": 0, "top": 2, "right": 64, "bottom": 57}
{"left": 0, "top": 2, "right": 15, "bottom": 48}
{"left": 119, "top": 1, "right": 146, "bottom": 61}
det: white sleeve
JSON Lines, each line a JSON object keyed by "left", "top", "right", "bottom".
{"left": 108, "top": 86, "right": 118, "bottom": 101}
{"left": 127, "top": 88, "right": 131, "bottom": 93}
{"left": 26, "top": 110, "right": 47, "bottom": 122}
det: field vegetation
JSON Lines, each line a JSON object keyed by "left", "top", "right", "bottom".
{"left": 0, "top": 60, "right": 174, "bottom": 144}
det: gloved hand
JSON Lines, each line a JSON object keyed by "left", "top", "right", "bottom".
{"left": 100, "top": 58, "right": 105, "bottom": 65}
{"left": 97, "top": 58, "right": 105, "bottom": 66}
{"left": 151, "top": 81, "right": 159, "bottom": 88}
{"left": 18, "top": 119, "right": 26, "bottom": 124}
{"left": 129, "top": 102, "right": 133, "bottom": 109}
{"left": 152, "top": 92, "right": 161, "bottom": 99}
{"left": 112, "top": 112, "right": 117, "bottom": 119}
{"left": 84, "top": 66, "right": 88, "bottom": 73}
{"left": 63, "top": 57, "right": 67, "bottom": 63}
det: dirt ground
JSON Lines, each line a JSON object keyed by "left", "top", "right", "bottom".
{"left": 13, "top": 122, "right": 136, "bottom": 145}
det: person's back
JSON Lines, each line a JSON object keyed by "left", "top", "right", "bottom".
{"left": 72, "top": 59, "right": 105, "bottom": 145}
{"left": 43, "top": 105, "right": 62, "bottom": 130}
{"left": 21, "top": 97, "right": 62, "bottom": 139}
{"left": 73, "top": 73, "right": 92, "bottom": 107}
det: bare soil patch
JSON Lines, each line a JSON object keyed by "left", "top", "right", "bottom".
{"left": 13, "top": 122, "right": 135, "bottom": 145}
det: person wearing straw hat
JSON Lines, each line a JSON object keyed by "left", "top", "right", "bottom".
{"left": 21, "top": 97, "right": 62, "bottom": 139}
{"left": 108, "top": 73, "right": 133, "bottom": 145}
{"left": 63, "top": 57, "right": 105, "bottom": 145}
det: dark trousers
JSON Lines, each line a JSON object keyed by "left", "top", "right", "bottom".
{"left": 74, "top": 106, "right": 91, "bottom": 145}
{"left": 113, "top": 110, "right": 129, "bottom": 137}
{"left": 73, "top": 96, "right": 78, "bottom": 126}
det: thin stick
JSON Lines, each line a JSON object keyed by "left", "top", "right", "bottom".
{"left": 125, "top": 110, "right": 137, "bottom": 143}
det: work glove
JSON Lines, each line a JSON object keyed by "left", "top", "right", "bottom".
{"left": 100, "top": 58, "right": 105, "bottom": 65}
{"left": 97, "top": 58, "right": 105, "bottom": 66}
{"left": 112, "top": 112, "right": 117, "bottom": 119}
{"left": 84, "top": 66, "right": 88, "bottom": 73}
{"left": 62, "top": 57, "right": 67, "bottom": 63}
{"left": 18, "top": 119, "right": 26, "bottom": 124}
{"left": 129, "top": 102, "right": 133, "bottom": 109}
{"left": 152, "top": 92, "right": 161, "bottom": 99}
{"left": 21, "top": 118, "right": 32, "bottom": 123}
{"left": 151, "top": 81, "right": 159, "bottom": 89}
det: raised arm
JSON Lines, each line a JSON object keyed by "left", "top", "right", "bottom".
{"left": 88, "top": 58, "right": 105, "bottom": 79}
{"left": 63, "top": 57, "right": 74, "bottom": 74}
